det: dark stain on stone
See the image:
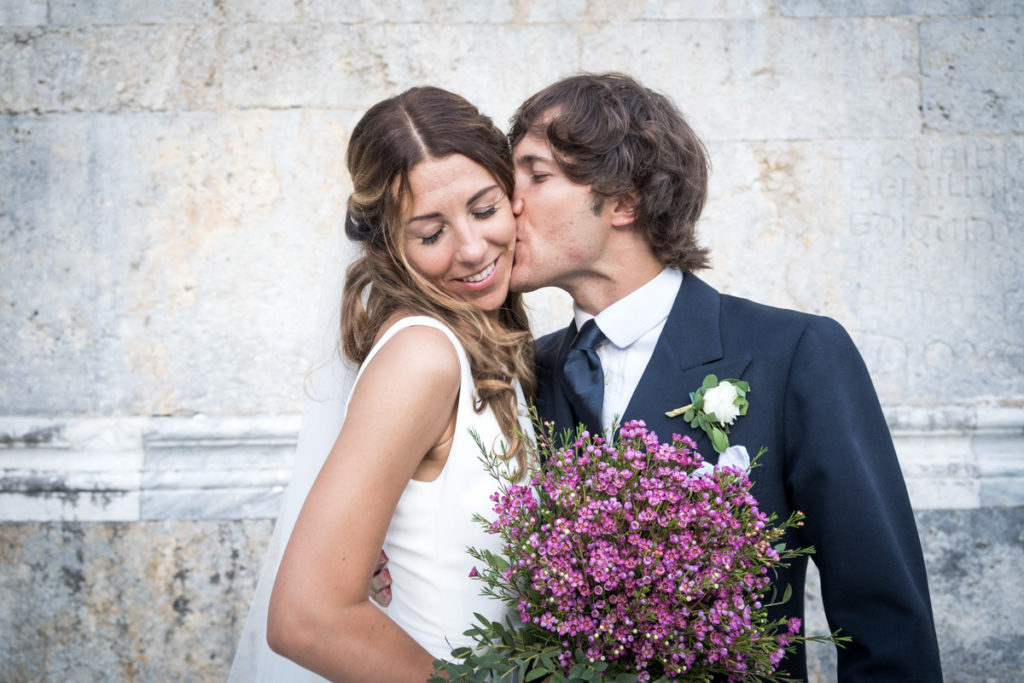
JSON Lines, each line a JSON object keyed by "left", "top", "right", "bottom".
{"left": 173, "top": 568, "right": 189, "bottom": 587}
{"left": 0, "top": 477, "right": 125, "bottom": 509}
{"left": 937, "top": 548, "right": 970, "bottom": 581}
{"left": 62, "top": 565, "right": 85, "bottom": 594}
{"left": 172, "top": 595, "right": 191, "bottom": 618}
{"left": 60, "top": 522, "right": 86, "bottom": 552}
{"left": 88, "top": 490, "right": 120, "bottom": 507}
{"left": 0, "top": 475, "right": 79, "bottom": 503}
{"left": 209, "top": 572, "right": 221, "bottom": 584}
{"left": 23, "top": 426, "right": 61, "bottom": 445}
{"left": 0, "top": 425, "right": 63, "bottom": 448}
{"left": 11, "top": 30, "right": 40, "bottom": 46}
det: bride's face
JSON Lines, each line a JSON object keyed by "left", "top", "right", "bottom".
{"left": 401, "top": 154, "right": 515, "bottom": 313}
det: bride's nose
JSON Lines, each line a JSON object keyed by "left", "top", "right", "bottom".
{"left": 455, "top": 225, "right": 487, "bottom": 263}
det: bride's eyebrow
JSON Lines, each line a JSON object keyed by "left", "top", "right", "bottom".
{"left": 407, "top": 211, "right": 442, "bottom": 223}
{"left": 467, "top": 185, "right": 500, "bottom": 206}
{"left": 407, "top": 185, "right": 501, "bottom": 224}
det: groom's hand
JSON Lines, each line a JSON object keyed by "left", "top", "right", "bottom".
{"left": 368, "top": 549, "right": 392, "bottom": 606}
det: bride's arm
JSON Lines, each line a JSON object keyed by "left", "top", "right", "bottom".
{"left": 267, "top": 325, "right": 460, "bottom": 682}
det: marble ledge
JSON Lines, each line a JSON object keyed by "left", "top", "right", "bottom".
{"left": 0, "top": 414, "right": 299, "bottom": 522}
{"left": 0, "top": 406, "right": 1021, "bottom": 521}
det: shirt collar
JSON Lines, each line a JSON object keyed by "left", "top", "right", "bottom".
{"left": 572, "top": 268, "right": 682, "bottom": 348}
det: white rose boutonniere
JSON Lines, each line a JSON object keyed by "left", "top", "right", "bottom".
{"left": 665, "top": 374, "right": 749, "bottom": 453}
{"left": 703, "top": 381, "right": 742, "bottom": 426}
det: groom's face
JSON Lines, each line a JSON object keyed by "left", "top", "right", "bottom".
{"left": 509, "top": 130, "right": 613, "bottom": 295}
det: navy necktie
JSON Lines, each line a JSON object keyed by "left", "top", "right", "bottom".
{"left": 562, "top": 319, "right": 606, "bottom": 436}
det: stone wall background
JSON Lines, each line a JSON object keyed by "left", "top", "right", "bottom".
{"left": 1, "top": 1, "right": 1022, "bottom": 681}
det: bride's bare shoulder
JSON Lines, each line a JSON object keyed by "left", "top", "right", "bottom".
{"left": 372, "top": 309, "right": 417, "bottom": 345}
{"left": 367, "top": 311, "right": 459, "bottom": 378}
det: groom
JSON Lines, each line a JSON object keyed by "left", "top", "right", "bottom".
{"left": 506, "top": 73, "right": 942, "bottom": 681}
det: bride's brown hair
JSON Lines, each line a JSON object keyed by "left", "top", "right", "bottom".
{"left": 341, "top": 86, "right": 535, "bottom": 475}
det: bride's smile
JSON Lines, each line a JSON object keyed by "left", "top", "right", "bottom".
{"left": 402, "top": 153, "right": 515, "bottom": 312}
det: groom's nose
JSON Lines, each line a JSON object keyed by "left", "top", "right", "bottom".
{"left": 511, "top": 196, "right": 524, "bottom": 216}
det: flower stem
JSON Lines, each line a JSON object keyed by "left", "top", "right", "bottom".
{"left": 665, "top": 403, "right": 693, "bottom": 418}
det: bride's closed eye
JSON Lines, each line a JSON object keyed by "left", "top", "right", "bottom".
{"left": 472, "top": 206, "right": 498, "bottom": 220}
{"left": 420, "top": 225, "right": 445, "bottom": 245}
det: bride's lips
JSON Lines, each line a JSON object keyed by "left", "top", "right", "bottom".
{"left": 455, "top": 257, "right": 500, "bottom": 290}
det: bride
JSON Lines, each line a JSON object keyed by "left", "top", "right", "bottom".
{"left": 229, "top": 86, "right": 534, "bottom": 681}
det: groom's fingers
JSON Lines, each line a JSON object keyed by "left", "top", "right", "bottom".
{"left": 372, "top": 548, "right": 389, "bottom": 579}
{"left": 368, "top": 549, "right": 392, "bottom": 606}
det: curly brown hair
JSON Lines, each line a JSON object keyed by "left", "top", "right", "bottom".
{"left": 509, "top": 72, "right": 710, "bottom": 273}
{"left": 341, "top": 86, "right": 534, "bottom": 475}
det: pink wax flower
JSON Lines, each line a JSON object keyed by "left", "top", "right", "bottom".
{"left": 431, "top": 417, "right": 846, "bottom": 682}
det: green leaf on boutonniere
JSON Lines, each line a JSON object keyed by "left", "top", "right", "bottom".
{"left": 711, "top": 426, "right": 729, "bottom": 454}
{"left": 665, "top": 374, "right": 750, "bottom": 453}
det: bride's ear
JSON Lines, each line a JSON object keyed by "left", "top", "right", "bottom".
{"left": 609, "top": 190, "right": 638, "bottom": 229}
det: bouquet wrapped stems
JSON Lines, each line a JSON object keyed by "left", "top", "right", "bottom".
{"left": 431, "top": 416, "right": 847, "bottom": 683}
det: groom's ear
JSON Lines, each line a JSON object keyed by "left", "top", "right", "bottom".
{"left": 609, "top": 190, "right": 638, "bottom": 228}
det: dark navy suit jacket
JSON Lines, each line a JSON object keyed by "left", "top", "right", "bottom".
{"left": 533, "top": 274, "right": 942, "bottom": 681}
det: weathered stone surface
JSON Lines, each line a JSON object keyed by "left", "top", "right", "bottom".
{"left": 918, "top": 507, "right": 1024, "bottom": 682}
{"left": 581, "top": 18, "right": 921, "bottom": 141}
{"left": 699, "top": 139, "right": 847, "bottom": 316}
{"left": 1, "top": 111, "right": 351, "bottom": 416}
{"left": 0, "top": 519, "right": 273, "bottom": 682}
{"left": 3, "top": 408, "right": 1020, "bottom": 526}
{"left": 609, "top": 0, "right": 771, "bottom": 19}
{"left": 802, "top": 508, "right": 1024, "bottom": 681}
{"left": 803, "top": 561, "right": 836, "bottom": 682}
{"left": 833, "top": 135, "right": 1024, "bottom": 402}
{"left": 216, "top": 22, "right": 401, "bottom": 109}
{"left": 216, "top": 0, "right": 305, "bottom": 23}
{"left": 303, "top": 0, "right": 516, "bottom": 23}
{"left": 0, "top": 0, "right": 46, "bottom": 26}
{"left": 0, "top": 25, "right": 221, "bottom": 113}
{"left": 778, "top": 0, "right": 1023, "bottom": 17}
{"left": 45, "top": 0, "right": 519, "bottom": 25}
{"left": 48, "top": 0, "right": 223, "bottom": 25}
{"left": 922, "top": 17, "right": 1024, "bottom": 134}
{"left": 699, "top": 135, "right": 1024, "bottom": 404}
{"left": 0, "top": 415, "right": 299, "bottom": 521}
{"left": 217, "top": 22, "right": 576, "bottom": 121}
{"left": 2, "top": 510, "right": 1017, "bottom": 682}
{"left": 514, "top": 0, "right": 587, "bottom": 22}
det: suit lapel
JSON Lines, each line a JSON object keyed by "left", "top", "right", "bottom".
{"left": 622, "top": 274, "right": 751, "bottom": 458}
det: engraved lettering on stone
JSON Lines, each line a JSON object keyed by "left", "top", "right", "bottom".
{"left": 839, "top": 139, "right": 1024, "bottom": 401}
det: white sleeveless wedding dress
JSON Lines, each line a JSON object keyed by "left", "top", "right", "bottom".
{"left": 375, "top": 316, "right": 524, "bottom": 659}
{"left": 229, "top": 316, "right": 527, "bottom": 680}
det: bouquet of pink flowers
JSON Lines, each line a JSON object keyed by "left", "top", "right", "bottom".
{"left": 431, "top": 416, "right": 843, "bottom": 682}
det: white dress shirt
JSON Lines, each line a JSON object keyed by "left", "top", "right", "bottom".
{"left": 571, "top": 268, "right": 682, "bottom": 430}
